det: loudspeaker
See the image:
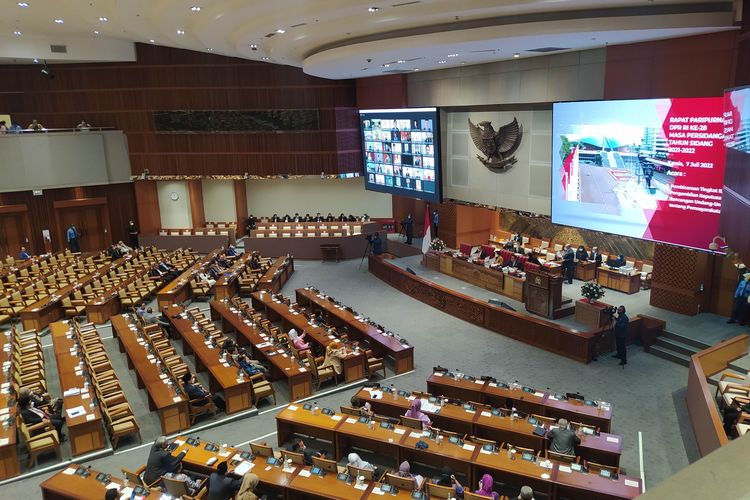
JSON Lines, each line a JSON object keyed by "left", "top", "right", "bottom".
{"left": 488, "top": 298, "right": 515, "bottom": 311}
{"left": 406, "top": 267, "right": 417, "bottom": 275}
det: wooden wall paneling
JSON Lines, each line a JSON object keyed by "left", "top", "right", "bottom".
{"left": 706, "top": 254, "right": 741, "bottom": 317}
{"left": 649, "top": 244, "right": 710, "bottom": 316}
{"left": 53, "top": 197, "right": 112, "bottom": 253}
{"left": 134, "top": 181, "right": 161, "bottom": 234}
{"left": 187, "top": 180, "right": 205, "bottom": 229}
{"left": 0, "top": 205, "right": 30, "bottom": 258}
{"left": 454, "top": 205, "right": 498, "bottom": 248}
{"left": 391, "top": 195, "right": 427, "bottom": 238}
{"left": 356, "top": 75, "right": 408, "bottom": 109}
{"left": 434, "top": 202, "right": 458, "bottom": 248}
{"left": 233, "top": 180, "right": 248, "bottom": 237}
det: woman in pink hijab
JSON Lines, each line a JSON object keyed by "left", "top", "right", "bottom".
{"left": 403, "top": 399, "right": 432, "bottom": 429}
{"left": 475, "top": 473, "right": 500, "bottom": 499}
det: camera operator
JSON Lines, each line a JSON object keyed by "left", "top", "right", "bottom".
{"left": 613, "top": 305, "right": 629, "bottom": 366}
{"left": 366, "top": 232, "right": 383, "bottom": 255}
{"left": 401, "top": 213, "right": 414, "bottom": 245}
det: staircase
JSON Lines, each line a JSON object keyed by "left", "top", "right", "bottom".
{"left": 648, "top": 330, "right": 712, "bottom": 367}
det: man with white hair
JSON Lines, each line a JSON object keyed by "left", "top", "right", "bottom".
{"left": 143, "top": 436, "right": 188, "bottom": 486}
{"left": 517, "top": 485, "right": 535, "bottom": 500}
{"left": 547, "top": 418, "right": 581, "bottom": 456}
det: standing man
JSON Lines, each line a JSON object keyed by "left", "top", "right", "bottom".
{"left": 402, "top": 213, "right": 414, "bottom": 245}
{"left": 613, "top": 305, "right": 629, "bottom": 366}
{"left": 562, "top": 244, "right": 575, "bottom": 284}
{"left": 589, "top": 246, "right": 602, "bottom": 267}
{"left": 66, "top": 224, "right": 80, "bottom": 253}
{"left": 127, "top": 220, "right": 139, "bottom": 249}
{"left": 432, "top": 209, "right": 439, "bottom": 238}
{"left": 728, "top": 273, "right": 750, "bottom": 324}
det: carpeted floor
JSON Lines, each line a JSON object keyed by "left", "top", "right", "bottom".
{"left": 5, "top": 256, "right": 702, "bottom": 498}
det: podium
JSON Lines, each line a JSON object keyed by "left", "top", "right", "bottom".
{"left": 525, "top": 270, "right": 563, "bottom": 319}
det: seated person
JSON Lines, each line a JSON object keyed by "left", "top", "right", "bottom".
{"left": 547, "top": 418, "right": 581, "bottom": 455}
{"left": 575, "top": 245, "right": 588, "bottom": 261}
{"left": 198, "top": 271, "right": 217, "bottom": 287}
{"left": 19, "top": 395, "right": 65, "bottom": 440}
{"left": 288, "top": 438, "right": 315, "bottom": 465}
{"left": 27, "top": 119, "right": 44, "bottom": 131}
{"left": 292, "top": 213, "right": 301, "bottom": 222}
{"left": 484, "top": 250, "right": 503, "bottom": 269}
{"left": 144, "top": 436, "right": 188, "bottom": 486}
{"left": 236, "top": 473, "right": 261, "bottom": 500}
{"left": 181, "top": 372, "right": 226, "bottom": 412}
{"left": 249, "top": 254, "right": 261, "bottom": 270}
{"left": 246, "top": 215, "right": 257, "bottom": 231}
{"left": 503, "top": 239, "right": 515, "bottom": 250}
{"left": 288, "top": 329, "right": 310, "bottom": 351}
{"left": 350, "top": 396, "right": 373, "bottom": 417}
{"left": 321, "top": 340, "right": 348, "bottom": 376}
{"left": 226, "top": 245, "right": 241, "bottom": 257}
{"left": 347, "top": 453, "right": 377, "bottom": 475}
{"left": 227, "top": 344, "right": 271, "bottom": 380}
{"left": 338, "top": 213, "right": 346, "bottom": 222}
{"left": 347, "top": 214, "right": 357, "bottom": 221}
{"left": 506, "top": 254, "right": 523, "bottom": 271}
{"left": 362, "top": 213, "right": 371, "bottom": 221}
{"left": 526, "top": 252, "right": 542, "bottom": 266}
{"left": 517, "top": 486, "right": 536, "bottom": 500}
{"left": 163, "top": 462, "right": 202, "bottom": 495}
{"left": 19, "top": 387, "right": 62, "bottom": 417}
{"left": 326, "top": 212, "right": 335, "bottom": 222}
{"left": 315, "top": 212, "right": 324, "bottom": 222}
{"left": 108, "top": 244, "right": 122, "bottom": 260}
{"left": 143, "top": 307, "right": 169, "bottom": 327}
{"left": 606, "top": 254, "right": 626, "bottom": 268}
{"left": 435, "top": 466, "right": 465, "bottom": 496}
{"left": 396, "top": 461, "right": 424, "bottom": 489}
{"left": 475, "top": 474, "right": 500, "bottom": 500}
{"left": 116, "top": 240, "right": 132, "bottom": 254}
{"left": 282, "top": 214, "right": 292, "bottom": 222}
{"left": 76, "top": 119, "right": 91, "bottom": 131}
{"left": 270, "top": 213, "right": 280, "bottom": 223}
{"left": 208, "top": 461, "right": 241, "bottom": 500}
{"left": 404, "top": 399, "right": 432, "bottom": 429}
{"left": 19, "top": 246, "right": 31, "bottom": 260}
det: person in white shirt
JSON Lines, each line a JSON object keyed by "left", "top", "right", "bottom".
{"left": 198, "top": 271, "right": 216, "bottom": 287}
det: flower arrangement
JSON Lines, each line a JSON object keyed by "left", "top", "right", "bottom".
{"left": 580, "top": 280, "right": 605, "bottom": 303}
{"left": 429, "top": 238, "right": 446, "bottom": 252}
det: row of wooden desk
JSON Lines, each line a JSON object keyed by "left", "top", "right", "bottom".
{"left": 294, "top": 288, "right": 415, "bottom": 375}
{"left": 257, "top": 256, "right": 294, "bottom": 293}
{"left": 111, "top": 315, "right": 190, "bottom": 435}
{"left": 213, "top": 252, "right": 259, "bottom": 301}
{"left": 156, "top": 249, "right": 222, "bottom": 309}
{"left": 249, "top": 290, "right": 368, "bottom": 383}
{"left": 276, "top": 405, "right": 641, "bottom": 499}
{"left": 0, "top": 330, "right": 19, "bottom": 480}
{"left": 352, "top": 387, "right": 622, "bottom": 467}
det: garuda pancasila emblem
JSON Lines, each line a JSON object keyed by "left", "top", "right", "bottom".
{"left": 468, "top": 117, "right": 523, "bottom": 172}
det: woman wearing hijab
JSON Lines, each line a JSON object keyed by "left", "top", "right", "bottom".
{"left": 475, "top": 473, "right": 500, "bottom": 499}
{"left": 435, "top": 466, "right": 464, "bottom": 495}
{"left": 396, "top": 461, "right": 424, "bottom": 489}
{"left": 236, "top": 472, "right": 260, "bottom": 500}
{"left": 347, "top": 452, "right": 375, "bottom": 473}
{"left": 404, "top": 399, "right": 432, "bottom": 429}
{"left": 321, "top": 340, "right": 347, "bottom": 375}
{"left": 288, "top": 329, "right": 310, "bottom": 351}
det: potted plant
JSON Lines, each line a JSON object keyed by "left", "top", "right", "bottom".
{"left": 429, "top": 238, "right": 446, "bottom": 253}
{"left": 580, "top": 280, "right": 605, "bottom": 304}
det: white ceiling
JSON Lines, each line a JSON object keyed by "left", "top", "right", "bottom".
{"left": 0, "top": 0, "right": 739, "bottom": 78}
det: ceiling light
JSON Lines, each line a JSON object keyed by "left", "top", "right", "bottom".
{"left": 149, "top": 39, "right": 155, "bottom": 43}
{"left": 275, "top": 28, "right": 285, "bottom": 34}
{"left": 368, "top": 7, "right": 380, "bottom": 12}
{"left": 54, "top": 19, "right": 64, "bottom": 24}
{"left": 513, "top": 53, "right": 520, "bottom": 58}
{"left": 438, "top": 60, "right": 446, "bottom": 64}
{"left": 98, "top": 16, "right": 108, "bottom": 22}
{"left": 262, "top": 56, "right": 270, "bottom": 60}
{"left": 190, "top": 5, "right": 201, "bottom": 11}
{"left": 176, "top": 29, "right": 185, "bottom": 35}
{"left": 249, "top": 44, "right": 258, "bottom": 50}
{"left": 18, "top": 2, "right": 29, "bottom": 7}
{"left": 13, "top": 31, "right": 22, "bottom": 36}
{"left": 382, "top": 64, "right": 390, "bottom": 68}
{"left": 93, "top": 30, "right": 99, "bottom": 35}
{"left": 33, "top": 58, "right": 38, "bottom": 63}
{"left": 447, "top": 53, "right": 459, "bottom": 58}
{"left": 397, "top": 60, "right": 405, "bottom": 64}
{"left": 206, "top": 48, "right": 213, "bottom": 51}
{"left": 413, "top": 68, "right": 419, "bottom": 71}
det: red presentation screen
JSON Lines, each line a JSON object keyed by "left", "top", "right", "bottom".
{"left": 552, "top": 97, "right": 726, "bottom": 252}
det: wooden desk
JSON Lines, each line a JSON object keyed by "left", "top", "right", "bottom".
{"left": 423, "top": 252, "right": 527, "bottom": 300}
{"left": 252, "top": 291, "right": 367, "bottom": 383}
{"left": 166, "top": 305, "right": 252, "bottom": 414}
{"left": 213, "top": 252, "right": 254, "bottom": 301}
{"left": 156, "top": 249, "right": 222, "bottom": 309}
{"left": 50, "top": 322, "right": 106, "bottom": 456}
{"left": 427, "top": 373, "right": 613, "bottom": 433}
{"left": 295, "top": 287, "right": 415, "bottom": 374}
{"left": 354, "top": 388, "right": 622, "bottom": 467}
{"left": 575, "top": 261, "right": 598, "bottom": 281}
{"left": 287, "top": 467, "right": 371, "bottom": 500}
{"left": 575, "top": 300, "right": 614, "bottom": 328}
{"left": 257, "top": 256, "right": 294, "bottom": 293}
{"left": 0, "top": 332, "right": 19, "bottom": 481}
{"left": 40, "top": 463, "right": 154, "bottom": 500}
{"left": 276, "top": 405, "right": 639, "bottom": 499}
{"left": 320, "top": 244, "right": 341, "bottom": 262}
{"left": 210, "top": 300, "right": 313, "bottom": 401}
{"left": 596, "top": 268, "right": 640, "bottom": 294}
{"left": 111, "top": 315, "right": 190, "bottom": 434}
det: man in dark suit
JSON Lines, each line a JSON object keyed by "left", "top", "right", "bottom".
{"left": 143, "top": 436, "right": 188, "bottom": 486}
{"left": 561, "top": 244, "right": 575, "bottom": 284}
{"left": 19, "top": 395, "right": 65, "bottom": 440}
{"left": 401, "top": 213, "right": 414, "bottom": 245}
{"left": 547, "top": 418, "right": 581, "bottom": 455}
{"left": 181, "top": 372, "right": 226, "bottom": 411}
{"left": 589, "top": 246, "right": 603, "bottom": 267}
{"left": 207, "top": 461, "right": 241, "bottom": 500}
{"left": 613, "top": 305, "right": 629, "bottom": 366}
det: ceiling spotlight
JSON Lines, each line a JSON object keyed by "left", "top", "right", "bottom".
{"left": 149, "top": 39, "right": 155, "bottom": 43}
{"left": 368, "top": 6, "right": 380, "bottom": 12}
{"left": 176, "top": 29, "right": 185, "bottom": 35}
{"left": 54, "top": 18, "right": 64, "bottom": 24}
{"left": 275, "top": 28, "right": 286, "bottom": 34}
{"left": 413, "top": 68, "right": 419, "bottom": 71}
{"left": 382, "top": 64, "right": 390, "bottom": 68}
{"left": 249, "top": 44, "right": 258, "bottom": 50}
{"left": 13, "top": 31, "right": 22, "bottom": 36}
{"left": 261, "top": 56, "right": 270, "bottom": 60}
{"left": 206, "top": 48, "right": 213, "bottom": 51}
{"left": 438, "top": 60, "right": 446, "bottom": 64}
{"left": 93, "top": 30, "right": 99, "bottom": 35}
{"left": 40, "top": 62, "right": 54, "bottom": 79}
{"left": 447, "top": 53, "right": 459, "bottom": 58}
{"left": 18, "top": 2, "right": 29, "bottom": 7}
{"left": 98, "top": 16, "right": 108, "bottom": 22}
{"left": 513, "top": 53, "right": 520, "bottom": 58}
{"left": 190, "top": 5, "right": 201, "bottom": 11}
{"left": 33, "top": 58, "right": 38, "bottom": 63}
{"left": 396, "top": 60, "right": 405, "bottom": 64}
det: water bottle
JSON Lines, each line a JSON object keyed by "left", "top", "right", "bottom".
{"left": 313, "top": 402, "right": 319, "bottom": 415}
{"left": 391, "top": 384, "right": 396, "bottom": 400}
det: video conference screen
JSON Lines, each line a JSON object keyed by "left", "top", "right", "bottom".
{"left": 551, "top": 97, "right": 726, "bottom": 252}
{"left": 360, "top": 108, "right": 441, "bottom": 202}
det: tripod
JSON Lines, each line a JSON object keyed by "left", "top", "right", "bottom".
{"left": 359, "top": 239, "right": 374, "bottom": 270}
{"left": 398, "top": 224, "right": 407, "bottom": 241}
{"left": 591, "top": 314, "right": 616, "bottom": 361}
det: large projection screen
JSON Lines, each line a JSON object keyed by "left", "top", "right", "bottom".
{"left": 551, "top": 97, "right": 726, "bottom": 252}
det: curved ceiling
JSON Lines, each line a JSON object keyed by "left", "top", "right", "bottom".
{"left": 0, "top": 0, "right": 738, "bottom": 78}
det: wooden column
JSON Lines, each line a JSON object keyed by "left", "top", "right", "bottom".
{"left": 234, "top": 180, "right": 248, "bottom": 237}
{"left": 187, "top": 180, "right": 205, "bottom": 229}
{"left": 134, "top": 181, "right": 160, "bottom": 234}
{"left": 650, "top": 244, "right": 712, "bottom": 316}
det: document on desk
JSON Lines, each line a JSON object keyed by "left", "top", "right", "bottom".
{"left": 66, "top": 405, "right": 86, "bottom": 418}
{"left": 233, "top": 461, "right": 255, "bottom": 475}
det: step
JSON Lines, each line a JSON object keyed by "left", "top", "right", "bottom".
{"left": 648, "top": 345, "right": 691, "bottom": 367}
{"left": 660, "top": 330, "right": 712, "bottom": 351}
{"left": 652, "top": 337, "right": 701, "bottom": 357}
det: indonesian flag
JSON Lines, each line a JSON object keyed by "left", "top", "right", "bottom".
{"left": 421, "top": 208, "right": 431, "bottom": 254}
